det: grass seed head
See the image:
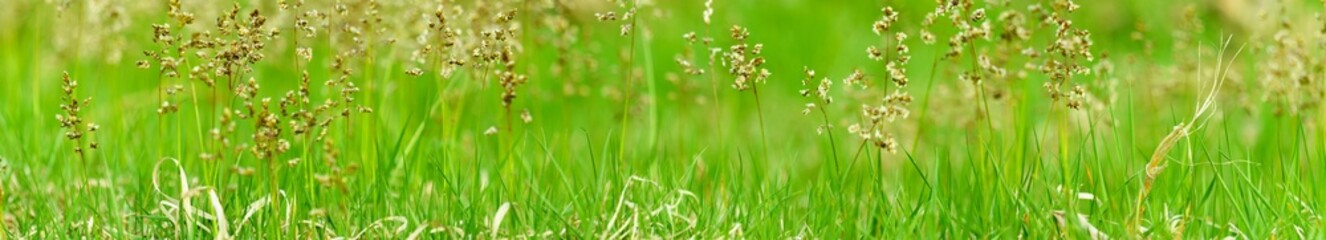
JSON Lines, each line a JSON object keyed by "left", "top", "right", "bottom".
{"left": 57, "top": 72, "right": 98, "bottom": 157}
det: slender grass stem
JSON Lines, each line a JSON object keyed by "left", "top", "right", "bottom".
{"left": 751, "top": 85, "right": 770, "bottom": 160}
{"left": 617, "top": 0, "right": 640, "bottom": 163}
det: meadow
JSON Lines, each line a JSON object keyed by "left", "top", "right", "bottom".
{"left": 1, "top": 0, "right": 1324, "bottom": 238}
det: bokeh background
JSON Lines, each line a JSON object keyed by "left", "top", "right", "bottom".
{"left": 0, "top": 0, "right": 1324, "bottom": 238}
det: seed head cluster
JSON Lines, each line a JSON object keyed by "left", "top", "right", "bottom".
{"left": 847, "top": 6, "right": 916, "bottom": 154}
{"left": 56, "top": 72, "right": 100, "bottom": 157}
{"left": 1253, "top": 6, "right": 1325, "bottom": 115}
{"left": 724, "top": 25, "right": 770, "bottom": 91}
{"left": 596, "top": 1, "right": 639, "bottom": 37}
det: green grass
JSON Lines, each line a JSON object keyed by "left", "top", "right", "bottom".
{"left": 0, "top": 0, "right": 1323, "bottom": 238}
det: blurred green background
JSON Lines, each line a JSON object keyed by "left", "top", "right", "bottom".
{"left": 0, "top": 0, "right": 1324, "bottom": 238}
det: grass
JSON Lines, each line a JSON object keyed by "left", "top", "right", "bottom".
{"left": 0, "top": 0, "right": 1323, "bottom": 238}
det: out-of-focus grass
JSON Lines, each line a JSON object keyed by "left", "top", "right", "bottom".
{"left": 0, "top": 0, "right": 1322, "bottom": 238}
